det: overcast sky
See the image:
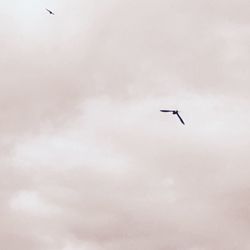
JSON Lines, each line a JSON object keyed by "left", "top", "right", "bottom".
{"left": 1, "top": 0, "right": 250, "bottom": 249}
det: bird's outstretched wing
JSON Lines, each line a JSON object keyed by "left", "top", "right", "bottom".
{"left": 46, "top": 8, "right": 55, "bottom": 15}
{"left": 160, "top": 110, "right": 174, "bottom": 112}
{"left": 176, "top": 113, "right": 185, "bottom": 125}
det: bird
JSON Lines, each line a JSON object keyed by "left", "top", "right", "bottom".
{"left": 45, "top": 8, "right": 55, "bottom": 15}
{"left": 160, "top": 110, "right": 185, "bottom": 125}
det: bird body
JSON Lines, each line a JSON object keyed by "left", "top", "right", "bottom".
{"left": 160, "top": 110, "right": 185, "bottom": 125}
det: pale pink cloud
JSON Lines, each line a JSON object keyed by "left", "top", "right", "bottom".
{"left": 1, "top": 1, "right": 250, "bottom": 250}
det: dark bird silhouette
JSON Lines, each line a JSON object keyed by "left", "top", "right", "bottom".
{"left": 46, "top": 8, "right": 55, "bottom": 15}
{"left": 160, "top": 110, "right": 185, "bottom": 125}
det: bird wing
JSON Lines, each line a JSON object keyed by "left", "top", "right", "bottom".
{"left": 160, "top": 110, "right": 174, "bottom": 112}
{"left": 176, "top": 113, "right": 185, "bottom": 125}
{"left": 46, "top": 8, "right": 54, "bottom": 14}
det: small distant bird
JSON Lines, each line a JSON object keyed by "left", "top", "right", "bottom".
{"left": 46, "top": 8, "right": 55, "bottom": 15}
{"left": 160, "top": 110, "right": 185, "bottom": 125}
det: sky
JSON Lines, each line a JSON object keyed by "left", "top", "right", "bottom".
{"left": 1, "top": 0, "right": 250, "bottom": 249}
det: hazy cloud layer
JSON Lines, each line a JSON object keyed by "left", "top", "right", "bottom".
{"left": 1, "top": 0, "right": 250, "bottom": 249}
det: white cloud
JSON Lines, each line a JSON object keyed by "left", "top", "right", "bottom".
{"left": 2, "top": 0, "right": 250, "bottom": 249}
{"left": 9, "top": 190, "right": 60, "bottom": 216}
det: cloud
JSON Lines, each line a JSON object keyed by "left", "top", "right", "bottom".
{"left": 1, "top": 0, "right": 250, "bottom": 250}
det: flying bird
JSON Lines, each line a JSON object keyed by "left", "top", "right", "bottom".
{"left": 160, "top": 110, "right": 185, "bottom": 125}
{"left": 45, "top": 8, "right": 55, "bottom": 15}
